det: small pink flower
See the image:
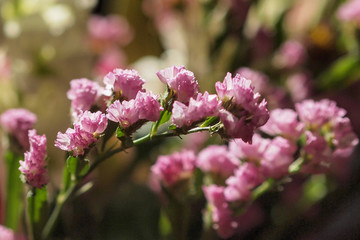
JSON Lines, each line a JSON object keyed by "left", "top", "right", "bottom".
{"left": 106, "top": 91, "right": 162, "bottom": 129}
{"left": 67, "top": 78, "right": 103, "bottom": 116}
{"left": 216, "top": 73, "right": 269, "bottom": 143}
{"left": 94, "top": 48, "right": 126, "bottom": 78}
{"left": 229, "top": 134, "right": 271, "bottom": 162}
{"left": 286, "top": 72, "right": 312, "bottom": 102}
{"left": 274, "top": 40, "right": 306, "bottom": 69}
{"left": 260, "top": 137, "right": 297, "bottom": 179}
{"left": 0, "top": 108, "right": 37, "bottom": 150}
{"left": 77, "top": 111, "right": 108, "bottom": 136}
{"left": 151, "top": 150, "right": 196, "bottom": 187}
{"left": 197, "top": 145, "right": 239, "bottom": 178}
{"left": 172, "top": 92, "right": 221, "bottom": 128}
{"left": 261, "top": 108, "right": 304, "bottom": 140}
{"left": 19, "top": 130, "right": 49, "bottom": 188}
{"left": 337, "top": 0, "right": 360, "bottom": 24}
{"left": 103, "top": 68, "right": 145, "bottom": 100}
{"left": 236, "top": 67, "right": 269, "bottom": 93}
{"left": 156, "top": 65, "right": 199, "bottom": 104}
{"left": 224, "top": 163, "right": 263, "bottom": 202}
{"left": 55, "top": 125, "right": 96, "bottom": 156}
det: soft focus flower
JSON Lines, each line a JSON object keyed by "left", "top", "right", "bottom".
{"left": 286, "top": 72, "right": 312, "bottom": 102}
{"left": 261, "top": 108, "right": 304, "bottom": 140}
{"left": 151, "top": 150, "right": 196, "bottom": 187}
{"left": 19, "top": 130, "right": 49, "bottom": 188}
{"left": 94, "top": 48, "right": 126, "bottom": 78}
{"left": 229, "top": 134, "right": 270, "bottom": 163}
{"left": 171, "top": 92, "right": 221, "bottom": 128}
{"left": 0, "top": 225, "right": 25, "bottom": 240}
{"left": 216, "top": 73, "right": 269, "bottom": 143}
{"left": 274, "top": 40, "right": 306, "bottom": 69}
{"left": 103, "top": 68, "right": 145, "bottom": 100}
{"left": 197, "top": 145, "right": 239, "bottom": 178}
{"left": 224, "top": 163, "right": 263, "bottom": 202}
{"left": 77, "top": 111, "right": 108, "bottom": 137}
{"left": 88, "top": 15, "right": 133, "bottom": 48}
{"left": 260, "top": 137, "right": 297, "bottom": 179}
{"left": 106, "top": 91, "right": 163, "bottom": 129}
{"left": 0, "top": 108, "right": 37, "bottom": 150}
{"left": 337, "top": 0, "right": 360, "bottom": 24}
{"left": 156, "top": 65, "right": 199, "bottom": 104}
{"left": 67, "top": 78, "right": 103, "bottom": 116}
{"left": 236, "top": 67, "right": 269, "bottom": 93}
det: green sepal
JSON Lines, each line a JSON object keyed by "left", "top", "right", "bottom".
{"left": 150, "top": 110, "right": 172, "bottom": 137}
{"left": 116, "top": 126, "right": 126, "bottom": 139}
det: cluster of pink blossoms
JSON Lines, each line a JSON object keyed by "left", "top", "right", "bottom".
{"left": 0, "top": 225, "right": 25, "bottom": 240}
{"left": 55, "top": 111, "right": 108, "bottom": 156}
{"left": 19, "top": 130, "right": 49, "bottom": 188}
{"left": 0, "top": 108, "right": 37, "bottom": 150}
{"left": 149, "top": 97, "right": 358, "bottom": 238}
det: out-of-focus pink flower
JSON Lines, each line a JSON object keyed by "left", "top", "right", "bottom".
{"left": 67, "top": 78, "right": 103, "bottom": 117}
{"left": 286, "top": 72, "right": 313, "bottom": 102}
{"left": 197, "top": 145, "right": 239, "bottom": 178}
{"left": 94, "top": 48, "right": 127, "bottom": 78}
{"left": 333, "top": 117, "right": 359, "bottom": 149}
{"left": 295, "top": 99, "right": 346, "bottom": 129}
{"left": 260, "top": 137, "right": 297, "bottom": 179}
{"left": 19, "top": 130, "right": 49, "bottom": 188}
{"left": 261, "top": 108, "right": 304, "bottom": 140}
{"left": 106, "top": 91, "right": 163, "bottom": 129}
{"left": 172, "top": 92, "right": 221, "bottom": 128}
{"left": 156, "top": 65, "right": 199, "bottom": 104}
{"left": 103, "top": 68, "right": 145, "bottom": 100}
{"left": 0, "top": 108, "right": 37, "bottom": 150}
{"left": 216, "top": 73, "right": 269, "bottom": 143}
{"left": 224, "top": 163, "right": 263, "bottom": 202}
{"left": 229, "top": 134, "right": 270, "bottom": 163}
{"left": 0, "top": 225, "right": 25, "bottom": 240}
{"left": 77, "top": 111, "right": 108, "bottom": 137}
{"left": 151, "top": 150, "right": 196, "bottom": 187}
{"left": 88, "top": 15, "right": 133, "bottom": 49}
{"left": 337, "top": 0, "right": 360, "bottom": 24}
{"left": 274, "top": 40, "right": 306, "bottom": 69}
{"left": 236, "top": 67, "right": 269, "bottom": 93}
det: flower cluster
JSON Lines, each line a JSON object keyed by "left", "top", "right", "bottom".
{"left": 55, "top": 111, "right": 108, "bottom": 156}
{"left": 0, "top": 108, "right": 37, "bottom": 150}
{"left": 19, "top": 129, "right": 49, "bottom": 188}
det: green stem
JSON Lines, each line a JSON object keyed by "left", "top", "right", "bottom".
{"left": 251, "top": 179, "right": 275, "bottom": 201}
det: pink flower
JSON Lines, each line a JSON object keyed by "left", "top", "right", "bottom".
{"left": 295, "top": 99, "right": 346, "bottom": 129}
{"left": 151, "top": 150, "right": 196, "bottom": 187}
{"left": 0, "top": 225, "right": 25, "bottom": 240}
{"left": 19, "top": 130, "right": 49, "bottom": 188}
{"left": 337, "top": 0, "right": 360, "bottom": 24}
{"left": 261, "top": 108, "right": 304, "bottom": 140}
{"left": 197, "top": 145, "right": 239, "bottom": 178}
{"left": 224, "top": 163, "right": 263, "bottom": 202}
{"left": 67, "top": 78, "right": 103, "bottom": 116}
{"left": 286, "top": 72, "right": 312, "bottom": 102}
{"left": 103, "top": 68, "right": 145, "bottom": 100}
{"left": 156, "top": 65, "right": 199, "bottom": 104}
{"left": 88, "top": 15, "right": 133, "bottom": 47}
{"left": 216, "top": 73, "right": 269, "bottom": 143}
{"left": 55, "top": 125, "right": 96, "bottom": 156}
{"left": 0, "top": 108, "right": 37, "bottom": 150}
{"left": 274, "top": 40, "right": 306, "bottom": 69}
{"left": 333, "top": 117, "right": 359, "bottom": 149}
{"left": 171, "top": 92, "right": 221, "bottom": 128}
{"left": 94, "top": 48, "right": 126, "bottom": 78}
{"left": 229, "top": 134, "right": 271, "bottom": 162}
{"left": 77, "top": 111, "right": 108, "bottom": 136}
{"left": 260, "top": 137, "right": 297, "bottom": 179}
{"left": 106, "top": 91, "right": 163, "bottom": 129}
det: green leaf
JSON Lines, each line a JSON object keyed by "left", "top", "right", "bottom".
{"left": 66, "top": 156, "right": 78, "bottom": 177}
{"left": 78, "top": 159, "right": 90, "bottom": 177}
{"left": 4, "top": 151, "right": 23, "bottom": 231}
{"left": 200, "top": 116, "right": 219, "bottom": 127}
{"left": 27, "top": 187, "right": 48, "bottom": 240}
{"left": 318, "top": 55, "right": 360, "bottom": 89}
{"left": 168, "top": 124, "right": 177, "bottom": 130}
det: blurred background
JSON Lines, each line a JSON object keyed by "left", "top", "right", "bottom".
{"left": 0, "top": 0, "right": 360, "bottom": 239}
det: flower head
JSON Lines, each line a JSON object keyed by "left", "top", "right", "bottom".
{"left": 337, "top": 0, "right": 360, "bottom": 24}
{"left": 274, "top": 40, "right": 306, "bottom": 69}
{"left": 172, "top": 92, "right": 221, "bottom": 128}
{"left": 19, "top": 130, "right": 49, "bottom": 188}
{"left": 103, "top": 68, "right": 145, "bottom": 100}
{"left": 0, "top": 108, "right": 37, "bottom": 149}
{"left": 156, "top": 65, "right": 199, "bottom": 104}
{"left": 77, "top": 111, "right": 108, "bottom": 137}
